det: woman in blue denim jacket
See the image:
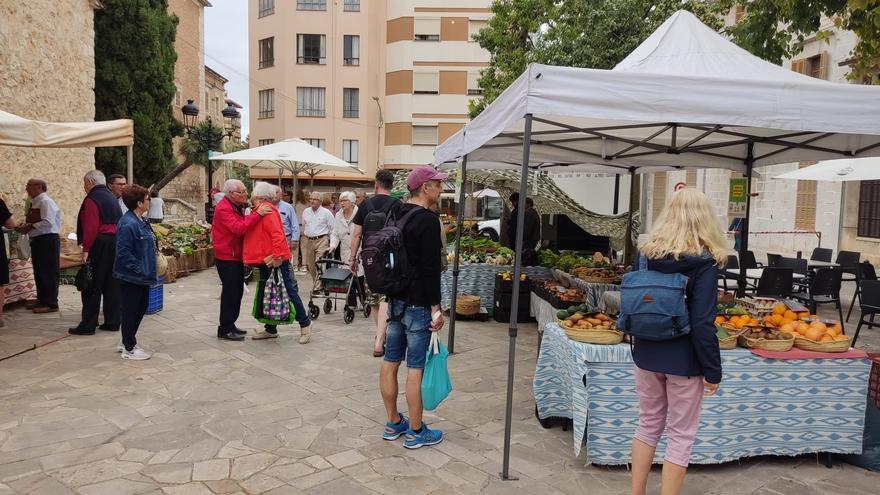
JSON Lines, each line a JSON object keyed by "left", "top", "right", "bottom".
{"left": 113, "top": 185, "right": 157, "bottom": 360}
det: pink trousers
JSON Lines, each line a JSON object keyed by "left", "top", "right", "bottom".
{"left": 633, "top": 366, "right": 704, "bottom": 467}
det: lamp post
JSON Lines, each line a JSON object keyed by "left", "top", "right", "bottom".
{"left": 372, "top": 96, "right": 383, "bottom": 169}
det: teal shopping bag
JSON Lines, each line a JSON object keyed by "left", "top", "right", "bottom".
{"left": 422, "top": 333, "right": 452, "bottom": 411}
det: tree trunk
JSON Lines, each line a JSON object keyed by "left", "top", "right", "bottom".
{"left": 151, "top": 158, "right": 194, "bottom": 193}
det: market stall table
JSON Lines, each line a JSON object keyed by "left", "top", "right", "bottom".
{"left": 726, "top": 268, "right": 806, "bottom": 280}
{"left": 441, "top": 263, "right": 553, "bottom": 311}
{"left": 3, "top": 258, "right": 35, "bottom": 305}
{"left": 808, "top": 260, "right": 840, "bottom": 268}
{"left": 533, "top": 322, "right": 871, "bottom": 465}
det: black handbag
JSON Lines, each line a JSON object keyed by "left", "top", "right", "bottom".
{"left": 75, "top": 263, "right": 93, "bottom": 293}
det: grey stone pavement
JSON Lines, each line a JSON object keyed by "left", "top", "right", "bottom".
{"left": 0, "top": 270, "right": 879, "bottom": 495}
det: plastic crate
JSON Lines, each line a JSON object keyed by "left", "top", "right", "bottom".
{"left": 146, "top": 277, "right": 164, "bottom": 315}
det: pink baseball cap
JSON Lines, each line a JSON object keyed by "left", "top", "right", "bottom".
{"left": 406, "top": 166, "right": 449, "bottom": 191}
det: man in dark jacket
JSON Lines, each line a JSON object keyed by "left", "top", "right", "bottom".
{"left": 507, "top": 194, "right": 541, "bottom": 265}
{"left": 70, "top": 170, "right": 123, "bottom": 335}
{"left": 379, "top": 166, "right": 447, "bottom": 450}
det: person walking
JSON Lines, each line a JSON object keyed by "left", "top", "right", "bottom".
{"left": 245, "top": 182, "right": 312, "bottom": 343}
{"left": 212, "top": 179, "right": 272, "bottom": 341}
{"left": 0, "top": 194, "right": 19, "bottom": 327}
{"left": 629, "top": 187, "right": 725, "bottom": 495}
{"left": 18, "top": 179, "right": 62, "bottom": 314}
{"left": 147, "top": 190, "right": 165, "bottom": 224}
{"left": 329, "top": 191, "right": 365, "bottom": 308}
{"left": 350, "top": 170, "right": 400, "bottom": 357}
{"left": 380, "top": 166, "right": 447, "bottom": 450}
{"left": 113, "top": 185, "right": 157, "bottom": 360}
{"left": 294, "top": 189, "right": 309, "bottom": 270}
{"left": 108, "top": 174, "right": 128, "bottom": 214}
{"left": 70, "top": 171, "right": 121, "bottom": 335}
{"left": 300, "top": 192, "right": 334, "bottom": 291}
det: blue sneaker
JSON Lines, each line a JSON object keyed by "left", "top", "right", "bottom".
{"left": 382, "top": 413, "right": 409, "bottom": 441}
{"left": 403, "top": 424, "right": 443, "bottom": 449}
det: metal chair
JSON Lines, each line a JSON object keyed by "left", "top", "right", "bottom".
{"left": 766, "top": 253, "right": 782, "bottom": 268}
{"left": 835, "top": 250, "right": 861, "bottom": 282}
{"left": 754, "top": 268, "right": 793, "bottom": 298}
{"left": 810, "top": 247, "right": 833, "bottom": 263}
{"left": 847, "top": 261, "right": 877, "bottom": 322}
{"left": 852, "top": 280, "right": 880, "bottom": 347}
{"left": 742, "top": 250, "right": 761, "bottom": 269}
{"left": 792, "top": 268, "right": 845, "bottom": 327}
{"left": 720, "top": 255, "right": 740, "bottom": 291}
{"left": 778, "top": 256, "right": 808, "bottom": 276}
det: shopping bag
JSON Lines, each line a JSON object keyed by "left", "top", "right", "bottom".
{"left": 421, "top": 332, "right": 452, "bottom": 411}
{"left": 16, "top": 233, "right": 30, "bottom": 260}
{"left": 75, "top": 262, "right": 93, "bottom": 293}
{"left": 251, "top": 267, "right": 296, "bottom": 325}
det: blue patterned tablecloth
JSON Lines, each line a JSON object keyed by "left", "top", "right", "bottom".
{"left": 441, "top": 264, "right": 554, "bottom": 311}
{"left": 533, "top": 323, "right": 871, "bottom": 465}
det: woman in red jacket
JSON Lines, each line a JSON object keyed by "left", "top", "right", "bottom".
{"left": 244, "top": 182, "right": 312, "bottom": 343}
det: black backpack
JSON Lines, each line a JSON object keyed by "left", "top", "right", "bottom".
{"left": 361, "top": 206, "right": 422, "bottom": 296}
{"left": 362, "top": 196, "right": 400, "bottom": 241}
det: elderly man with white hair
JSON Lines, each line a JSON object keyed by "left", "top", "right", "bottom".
{"left": 69, "top": 170, "right": 123, "bottom": 336}
{"left": 300, "top": 191, "right": 335, "bottom": 291}
{"left": 211, "top": 179, "right": 272, "bottom": 341}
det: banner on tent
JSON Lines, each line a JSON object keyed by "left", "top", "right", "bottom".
{"left": 728, "top": 178, "right": 747, "bottom": 216}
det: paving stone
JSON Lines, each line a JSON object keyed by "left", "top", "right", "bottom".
{"left": 230, "top": 453, "right": 277, "bottom": 480}
{"left": 161, "top": 482, "right": 214, "bottom": 495}
{"left": 120, "top": 448, "right": 155, "bottom": 463}
{"left": 192, "top": 458, "right": 229, "bottom": 481}
{"left": 304, "top": 477, "right": 376, "bottom": 495}
{"left": 325, "top": 449, "right": 368, "bottom": 469}
{"left": 7, "top": 473, "right": 78, "bottom": 495}
{"left": 239, "top": 473, "right": 285, "bottom": 493}
{"left": 302, "top": 455, "right": 332, "bottom": 470}
{"left": 289, "top": 468, "right": 344, "bottom": 491}
{"left": 202, "top": 479, "right": 243, "bottom": 494}
{"left": 140, "top": 463, "right": 192, "bottom": 484}
{"left": 0, "top": 459, "right": 41, "bottom": 483}
{"left": 78, "top": 477, "right": 158, "bottom": 495}
{"left": 264, "top": 463, "right": 316, "bottom": 482}
{"left": 39, "top": 442, "right": 125, "bottom": 471}
{"left": 51, "top": 459, "right": 144, "bottom": 487}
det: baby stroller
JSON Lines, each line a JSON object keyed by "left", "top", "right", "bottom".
{"left": 307, "top": 258, "right": 371, "bottom": 324}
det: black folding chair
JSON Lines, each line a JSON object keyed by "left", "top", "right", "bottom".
{"left": 720, "top": 255, "right": 740, "bottom": 291}
{"left": 852, "top": 280, "right": 880, "bottom": 347}
{"left": 742, "top": 250, "right": 761, "bottom": 269}
{"left": 835, "top": 250, "right": 861, "bottom": 282}
{"left": 810, "top": 247, "right": 833, "bottom": 263}
{"left": 755, "top": 268, "right": 793, "bottom": 298}
{"left": 847, "top": 261, "right": 877, "bottom": 322}
{"left": 766, "top": 253, "right": 782, "bottom": 268}
{"left": 778, "top": 256, "right": 808, "bottom": 276}
{"left": 792, "top": 268, "right": 845, "bottom": 327}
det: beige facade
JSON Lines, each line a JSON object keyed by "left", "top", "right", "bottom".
{"left": 0, "top": 0, "right": 101, "bottom": 234}
{"left": 205, "top": 66, "right": 228, "bottom": 128}
{"left": 247, "top": 0, "right": 492, "bottom": 184}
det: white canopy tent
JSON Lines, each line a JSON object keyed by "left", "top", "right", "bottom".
{"left": 774, "top": 157, "right": 880, "bottom": 181}
{"left": 0, "top": 109, "right": 135, "bottom": 180}
{"left": 209, "top": 138, "right": 363, "bottom": 191}
{"left": 433, "top": 10, "right": 880, "bottom": 479}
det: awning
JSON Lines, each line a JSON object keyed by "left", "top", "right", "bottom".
{"left": 0, "top": 109, "right": 134, "bottom": 148}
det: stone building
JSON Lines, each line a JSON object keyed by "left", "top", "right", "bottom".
{"left": 0, "top": 0, "right": 102, "bottom": 235}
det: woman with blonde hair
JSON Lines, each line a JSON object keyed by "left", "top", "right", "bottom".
{"left": 630, "top": 187, "right": 726, "bottom": 495}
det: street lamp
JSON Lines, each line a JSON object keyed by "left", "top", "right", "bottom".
{"left": 181, "top": 99, "right": 199, "bottom": 130}
{"left": 180, "top": 100, "right": 218, "bottom": 223}
{"left": 221, "top": 103, "right": 241, "bottom": 139}
{"left": 372, "top": 96, "right": 383, "bottom": 169}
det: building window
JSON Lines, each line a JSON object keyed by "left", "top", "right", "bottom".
{"left": 258, "top": 89, "right": 275, "bottom": 119}
{"left": 259, "top": 37, "right": 274, "bottom": 69}
{"left": 467, "top": 72, "right": 482, "bottom": 95}
{"left": 258, "top": 139, "right": 275, "bottom": 146}
{"left": 297, "top": 0, "right": 326, "bottom": 11}
{"left": 297, "top": 34, "right": 326, "bottom": 65}
{"left": 858, "top": 180, "right": 880, "bottom": 238}
{"left": 258, "top": 0, "right": 274, "bottom": 17}
{"left": 734, "top": 4, "right": 746, "bottom": 23}
{"left": 304, "top": 138, "right": 326, "bottom": 150}
{"left": 297, "top": 87, "right": 326, "bottom": 117}
{"left": 343, "top": 140, "right": 359, "bottom": 165}
{"left": 469, "top": 19, "right": 488, "bottom": 41}
{"left": 343, "top": 35, "right": 360, "bottom": 66}
{"left": 343, "top": 88, "right": 359, "bottom": 118}
{"left": 414, "top": 18, "right": 441, "bottom": 41}
{"left": 413, "top": 72, "right": 440, "bottom": 94}
{"left": 412, "top": 125, "right": 439, "bottom": 146}
{"left": 791, "top": 53, "right": 828, "bottom": 80}
{"left": 343, "top": 0, "right": 360, "bottom": 12}
{"left": 794, "top": 162, "right": 817, "bottom": 231}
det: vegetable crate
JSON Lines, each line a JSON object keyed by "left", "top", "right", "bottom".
{"left": 146, "top": 277, "right": 164, "bottom": 315}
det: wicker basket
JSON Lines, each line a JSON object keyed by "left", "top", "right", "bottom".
{"left": 579, "top": 275, "right": 617, "bottom": 284}
{"left": 455, "top": 295, "right": 481, "bottom": 316}
{"left": 718, "top": 330, "right": 743, "bottom": 350}
{"left": 561, "top": 320, "right": 624, "bottom": 344}
{"left": 737, "top": 333, "right": 794, "bottom": 352}
{"left": 735, "top": 297, "right": 778, "bottom": 318}
{"left": 793, "top": 335, "right": 851, "bottom": 353}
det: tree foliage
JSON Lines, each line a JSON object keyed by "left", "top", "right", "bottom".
{"left": 719, "top": 0, "right": 880, "bottom": 83}
{"left": 94, "top": 0, "right": 183, "bottom": 186}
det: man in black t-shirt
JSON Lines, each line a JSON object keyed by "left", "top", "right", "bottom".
{"left": 350, "top": 170, "right": 400, "bottom": 357}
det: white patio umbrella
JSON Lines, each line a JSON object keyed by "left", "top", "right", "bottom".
{"left": 774, "top": 157, "right": 880, "bottom": 181}
{"left": 209, "top": 138, "right": 363, "bottom": 191}
{"left": 473, "top": 188, "right": 500, "bottom": 198}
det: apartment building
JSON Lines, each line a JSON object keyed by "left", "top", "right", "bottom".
{"left": 248, "top": 0, "right": 492, "bottom": 187}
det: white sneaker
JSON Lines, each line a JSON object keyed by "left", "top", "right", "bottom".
{"left": 117, "top": 342, "right": 145, "bottom": 353}
{"left": 121, "top": 348, "right": 151, "bottom": 360}
{"left": 252, "top": 329, "right": 278, "bottom": 340}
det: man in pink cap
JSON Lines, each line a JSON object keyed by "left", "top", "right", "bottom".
{"left": 378, "top": 165, "right": 449, "bottom": 450}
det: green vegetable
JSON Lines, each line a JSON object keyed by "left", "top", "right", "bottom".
{"left": 715, "top": 325, "right": 729, "bottom": 339}
{"left": 725, "top": 307, "right": 748, "bottom": 316}
{"left": 556, "top": 310, "right": 570, "bottom": 319}
{"left": 578, "top": 304, "right": 588, "bottom": 313}
{"left": 567, "top": 305, "right": 580, "bottom": 314}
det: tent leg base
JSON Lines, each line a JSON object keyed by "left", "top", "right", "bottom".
{"left": 499, "top": 473, "right": 519, "bottom": 481}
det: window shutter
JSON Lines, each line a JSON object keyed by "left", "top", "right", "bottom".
{"left": 686, "top": 170, "right": 697, "bottom": 187}
{"left": 469, "top": 19, "right": 488, "bottom": 40}
{"left": 412, "top": 125, "right": 439, "bottom": 145}
{"left": 791, "top": 58, "right": 806, "bottom": 74}
{"left": 414, "top": 18, "right": 441, "bottom": 36}
{"left": 413, "top": 72, "right": 439, "bottom": 93}
{"left": 794, "top": 162, "right": 817, "bottom": 231}
{"left": 652, "top": 172, "right": 668, "bottom": 223}
{"left": 818, "top": 51, "right": 829, "bottom": 80}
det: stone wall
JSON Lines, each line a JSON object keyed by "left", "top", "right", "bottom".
{"left": 0, "top": 0, "right": 99, "bottom": 235}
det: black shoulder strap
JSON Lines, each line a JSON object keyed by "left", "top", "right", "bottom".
{"left": 395, "top": 205, "right": 423, "bottom": 229}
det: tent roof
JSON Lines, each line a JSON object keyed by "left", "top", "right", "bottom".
{"left": 0, "top": 109, "right": 133, "bottom": 148}
{"left": 774, "top": 157, "right": 880, "bottom": 182}
{"left": 432, "top": 10, "right": 880, "bottom": 174}
{"left": 210, "top": 137, "right": 362, "bottom": 174}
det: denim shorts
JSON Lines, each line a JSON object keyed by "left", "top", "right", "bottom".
{"left": 384, "top": 299, "right": 432, "bottom": 369}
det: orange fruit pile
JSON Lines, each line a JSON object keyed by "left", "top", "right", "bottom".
{"left": 761, "top": 303, "right": 811, "bottom": 328}
{"left": 778, "top": 319, "right": 846, "bottom": 342}
{"left": 716, "top": 314, "right": 759, "bottom": 329}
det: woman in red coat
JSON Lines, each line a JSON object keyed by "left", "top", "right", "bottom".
{"left": 244, "top": 181, "right": 312, "bottom": 343}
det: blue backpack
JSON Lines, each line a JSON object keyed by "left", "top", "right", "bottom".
{"left": 617, "top": 256, "right": 691, "bottom": 341}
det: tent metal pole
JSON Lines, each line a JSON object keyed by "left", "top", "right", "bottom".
{"left": 737, "top": 143, "right": 755, "bottom": 297}
{"left": 502, "top": 113, "right": 532, "bottom": 481}
{"left": 624, "top": 169, "right": 636, "bottom": 263}
{"left": 613, "top": 175, "right": 620, "bottom": 214}
{"left": 447, "top": 154, "right": 468, "bottom": 354}
{"left": 126, "top": 145, "right": 134, "bottom": 184}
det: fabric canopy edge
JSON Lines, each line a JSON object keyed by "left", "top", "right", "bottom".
{"left": 0, "top": 110, "right": 133, "bottom": 148}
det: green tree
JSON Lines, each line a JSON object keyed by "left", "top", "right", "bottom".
{"left": 151, "top": 120, "right": 224, "bottom": 192}
{"left": 471, "top": 1, "right": 722, "bottom": 118}
{"left": 94, "top": 0, "right": 183, "bottom": 186}
{"left": 718, "top": 0, "right": 880, "bottom": 83}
